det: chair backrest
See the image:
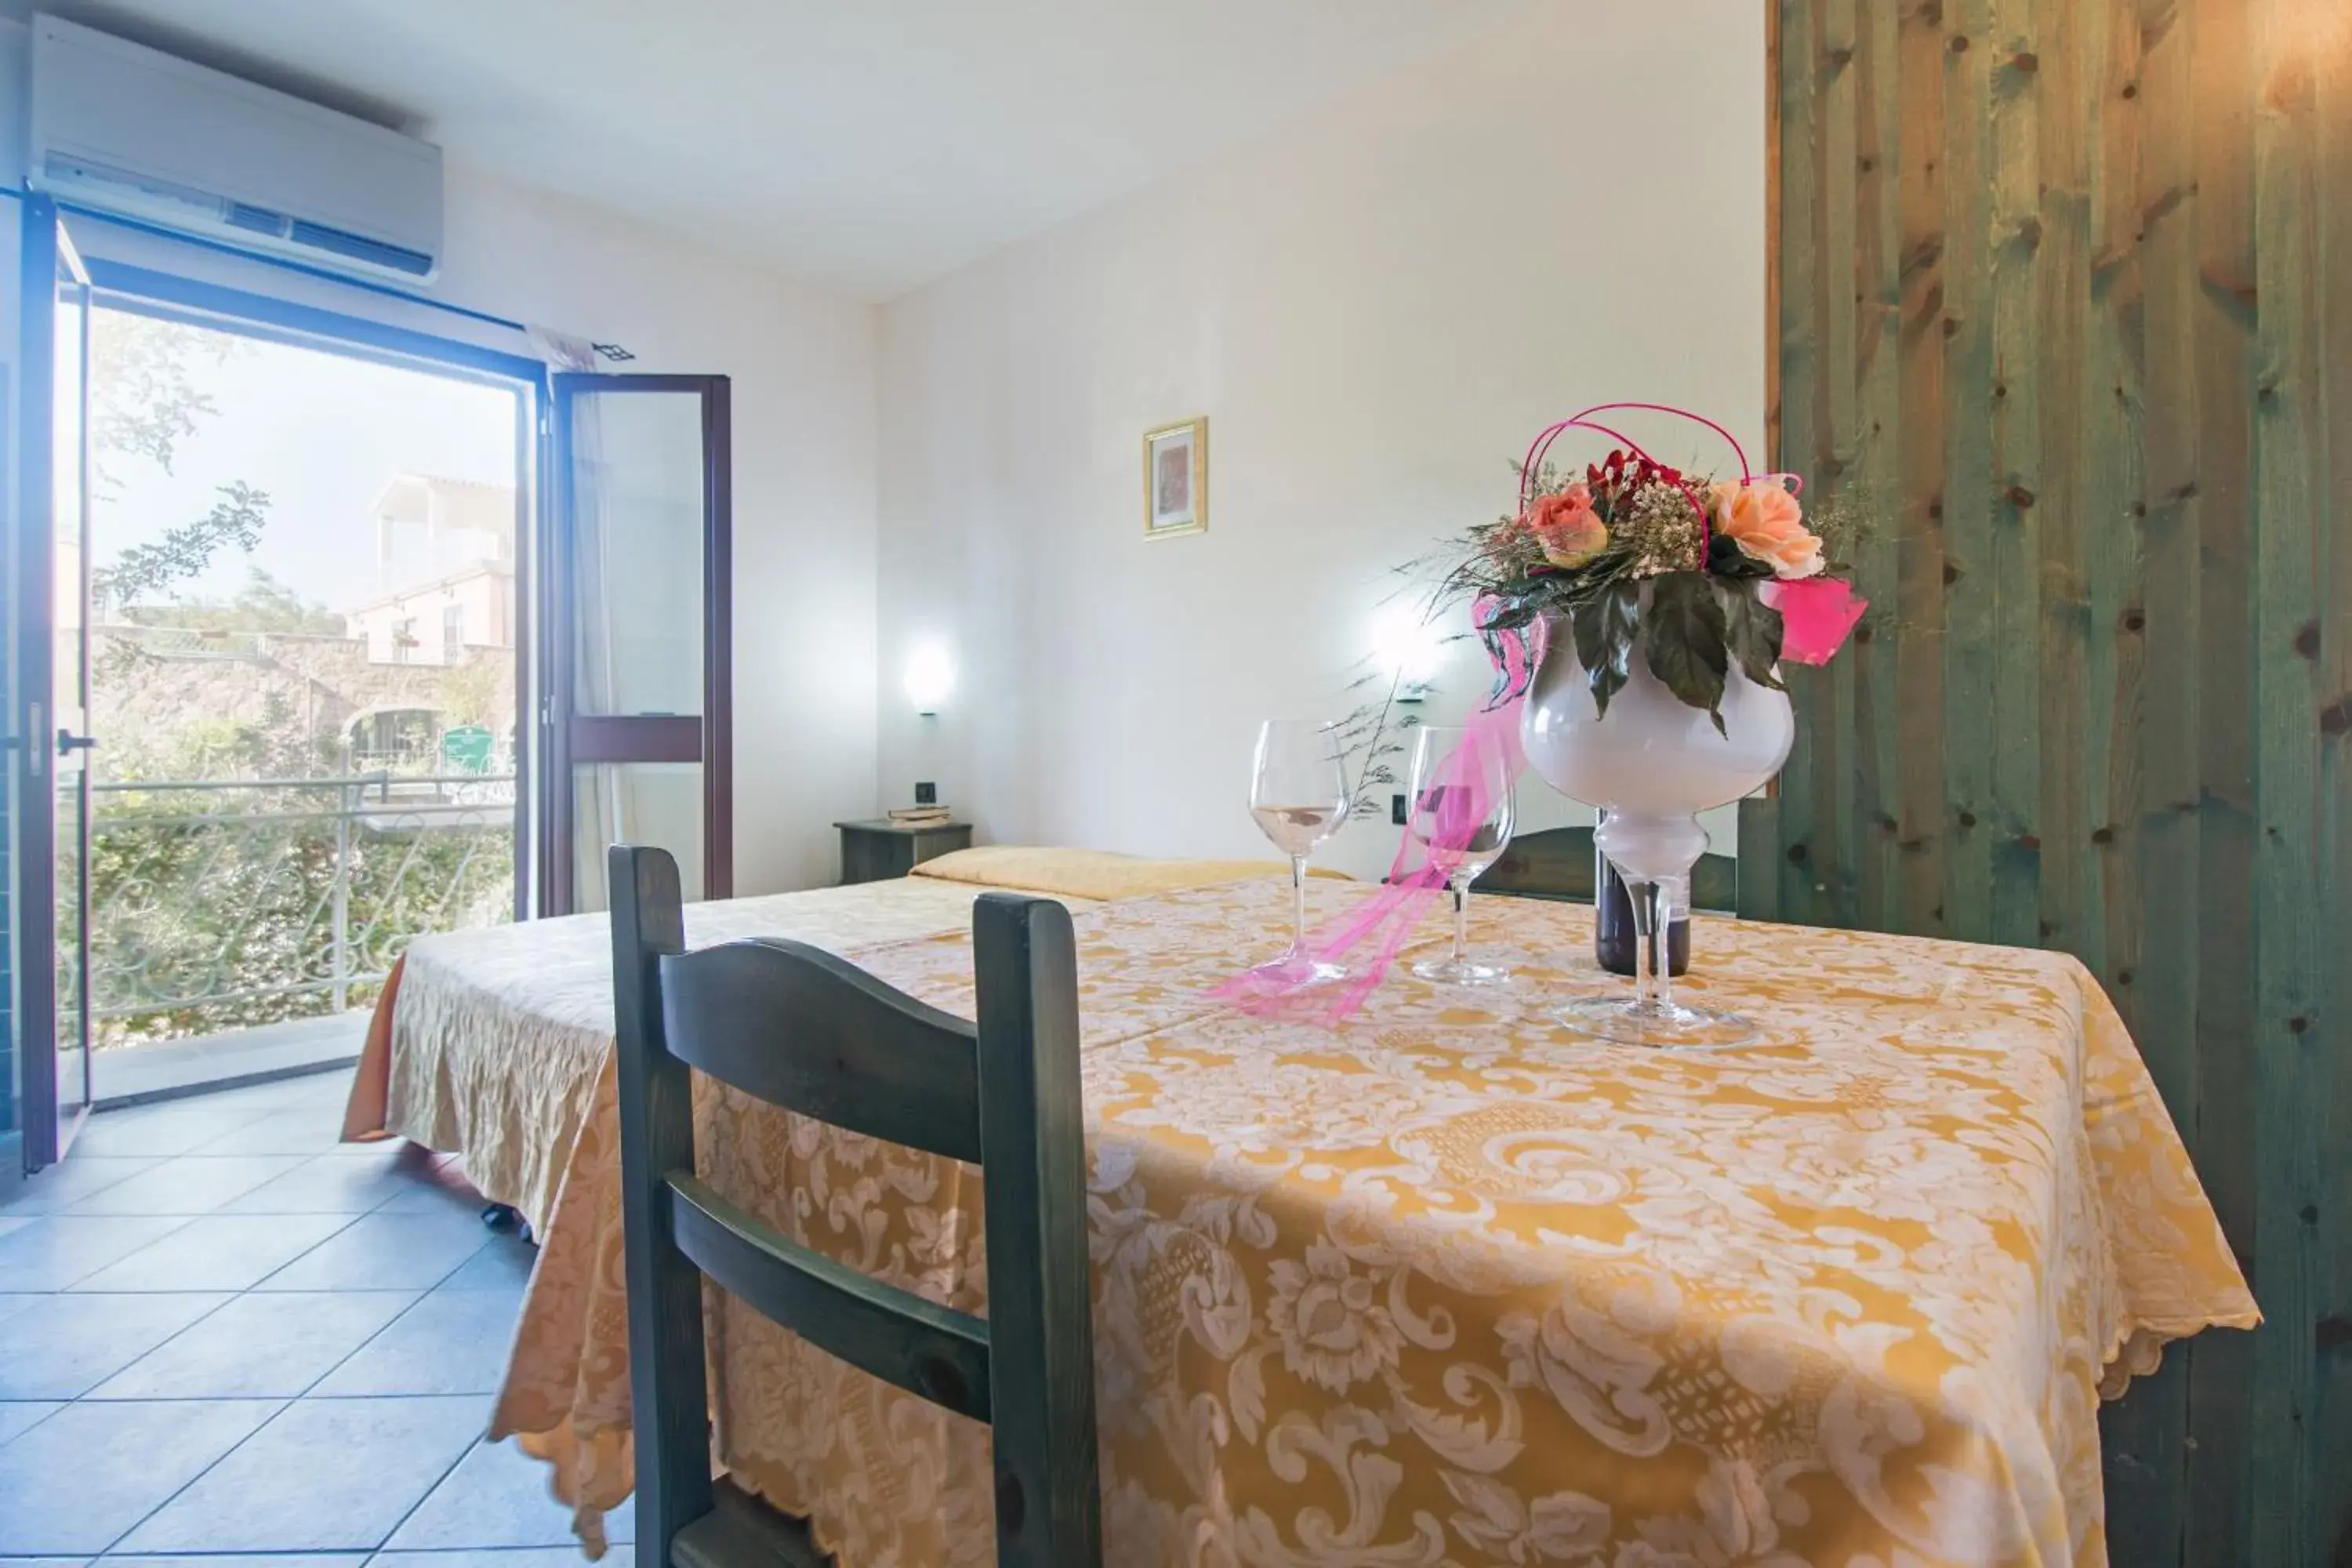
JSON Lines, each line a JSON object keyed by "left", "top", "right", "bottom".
{"left": 608, "top": 844, "right": 1101, "bottom": 1568}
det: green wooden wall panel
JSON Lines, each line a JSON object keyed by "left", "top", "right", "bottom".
{"left": 1943, "top": 0, "right": 2000, "bottom": 946}
{"left": 2319, "top": 0, "right": 2352, "bottom": 1518}
{"left": 1766, "top": 0, "right": 2351, "bottom": 1558}
{"left": 2248, "top": 2, "right": 2327, "bottom": 1555}
{"left": 1893, "top": 0, "right": 1952, "bottom": 938}
{"left": 1777, "top": 0, "right": 1828, "bottom": 926}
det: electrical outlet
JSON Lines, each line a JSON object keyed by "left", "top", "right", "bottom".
{"left": 914, "top": 781, "right": 938, "bottom": 805}
{"left": 1392, "top": 793, "right": 1408, "bottom": 826}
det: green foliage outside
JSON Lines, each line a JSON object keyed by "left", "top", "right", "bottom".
{"left": 93, "top": 480, "right": 272, "bottom": 608}
{"left": 90, "top": 786, "right": 514, "bottom": 1047}
{"left": 104, "top": 688, "right": 339, "bottom": 789}
{"left": 117, "top": 564, "right": 343, "bottom": 638}
{"left": 88, "top": 687, "right": 515, "bottom": 1046}
{"left": 82, "top": 310, "right": 516, "bottom": 1047}
{"left": 91, "top": 310, "right": 236, "bottom": 495}
{"left": 432, "top": 655, "right": 505, "bottom": 729}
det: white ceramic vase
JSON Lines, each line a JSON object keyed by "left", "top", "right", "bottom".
{"left": 1519, "top": 606, "right": 1794, "bottom": 880}
{"left": 1519, "top": 601, "right": 1794, "bottom": 1045}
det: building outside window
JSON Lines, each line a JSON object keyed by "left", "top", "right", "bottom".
{"left": 343, "top": 475, "right": 518, "bottom": 666}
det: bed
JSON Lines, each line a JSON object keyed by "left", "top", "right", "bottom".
{"left": 336, "top": 847, "right": 1323, "bottom": 1231}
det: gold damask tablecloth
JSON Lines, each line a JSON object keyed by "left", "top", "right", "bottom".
{"left": 492, "top": 880, "right": 2256, "bottom": 1568}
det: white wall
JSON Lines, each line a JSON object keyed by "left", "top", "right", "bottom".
{"left": 4, "top": 2, "right": 1767, "bottom": 894}
{"left": 876, "top": 1, "right": 1767, "bottom": 878}
{"left": 0, "top": 16, "right": 882, "bottom": 895}
{"left": 437, "top": 172, "right": 877, "bottom": 893}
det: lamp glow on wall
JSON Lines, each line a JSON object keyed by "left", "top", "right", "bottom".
{"left": 905, "top": 641, "right": 956, "bottom": 717}
{"left": 1373, "top": 604, "right": 1447, "bottom": 702}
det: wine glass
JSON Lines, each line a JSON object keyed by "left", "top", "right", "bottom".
{"left": 1248, "top": 719, "right": 1352, "bottom": 982}
{"left": 1403, "top": 725, "right": 1515, "bottom": 985}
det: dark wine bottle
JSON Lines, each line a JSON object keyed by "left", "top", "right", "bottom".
{"left": 1595, "top": 844, "right": 1690, "bottom": 977}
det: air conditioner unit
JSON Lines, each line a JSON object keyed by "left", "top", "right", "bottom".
{"left": 28, "top": 14, "right": 444, "bottom": 285}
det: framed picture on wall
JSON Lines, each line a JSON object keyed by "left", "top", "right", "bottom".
{"left": 1142, "top": 416, "right": 1207, "bottom": 539}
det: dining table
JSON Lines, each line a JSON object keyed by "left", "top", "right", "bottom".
{"left": 489, "top": 877, "right": 2257, "bottom": 1568}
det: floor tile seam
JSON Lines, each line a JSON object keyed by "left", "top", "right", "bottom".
{"left": 41, "top": 1217, "right": 201, "bottom": 1292}
{"left": 74, "top": 1287, "right": 432, "bottom": 1403}
{"left": 365, "top": 1427, "right": 489, "bottom": 1560}
{"left": 0, "top": 1399, "right": 69, "bottom": 1451}
{"left": 81, "top": 1396, "right": 297, "bottom": 1558}
{"left": 288, "top": 1287, "right": 441, "bottom": 1402}
{"left": 62, "top": 1232, "right": 359, "bottom": 1296}
{"left": 196, "top": 1212, "right": 377, "bottom": 1294}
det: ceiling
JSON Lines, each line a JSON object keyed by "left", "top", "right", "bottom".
{"left": 10, "top": 0, "right": 1529, "bottom": 299}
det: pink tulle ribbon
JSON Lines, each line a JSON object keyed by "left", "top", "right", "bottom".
{"left": 1762, "top": 577, "right": 1865, "bottom": 666}
{"left": 1210, "top": 604, "right": 1542, "bottom": 1026}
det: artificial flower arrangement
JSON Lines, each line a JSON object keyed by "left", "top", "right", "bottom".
{"left": 1436, "top": 408, "right": 1867, "bottom": 730}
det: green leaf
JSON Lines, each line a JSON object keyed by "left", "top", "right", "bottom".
{"left": 1567, "top": 543, "right": 1638, "bottom": 586}
{"left": 1642, "top": 571, "right": 1731, "bottom": 732}
{"left": 1706, "top": 532, "right": 1776, "bottom": 580}
{"left": 1571, "top": 579, "right": 1640, "bottom": 717}
{"left": 1718, "top": 582, "right": 1787, "bottom": 692}
{"left": 1480, "top": 601, "right": 1537, "bottom": 633}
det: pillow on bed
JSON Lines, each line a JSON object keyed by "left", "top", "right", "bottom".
{"left": 909, "top": 845, "right": 1348, "bottom": 902}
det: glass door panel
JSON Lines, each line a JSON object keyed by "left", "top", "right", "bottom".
{"left": 570, "top": 763, "right": 706, "bottom": 912}
{"left": 543, "top": 376, "right": 731, "bottom": 914}
{"left": 52, "top": 236, "right": 93, "bottom": 1133}
{"left": 572, "top": 391, "right": 706, "bottom": 718}
{"left": 10, "top": 199, "right": 94, "bottom": 1170}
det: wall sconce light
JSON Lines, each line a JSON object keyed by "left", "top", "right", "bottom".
{"left": 904, "top": 641, "right": 955, "bottom": 717}
{"left": 1373, "top": 605, "right": 1446, "bottom": 703}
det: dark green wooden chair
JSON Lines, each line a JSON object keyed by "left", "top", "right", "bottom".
{"left": 608, "top": 844, "right": 1102, "bottom": 1568}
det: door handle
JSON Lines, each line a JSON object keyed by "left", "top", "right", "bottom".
{"left": 56, "top": 728, "right": 96, "bottom": 754}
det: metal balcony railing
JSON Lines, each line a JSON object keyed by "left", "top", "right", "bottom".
{"left": 85, "top": 771, "right": 517, "bottom": 1045}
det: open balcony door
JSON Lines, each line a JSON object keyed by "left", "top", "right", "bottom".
{"left": 9, "top": 199, "right": 96, "bottom": 1172}
{"left": 543, "top": 375, "right": 732, "bottom": 915}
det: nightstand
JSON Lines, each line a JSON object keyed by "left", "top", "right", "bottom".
{"left": 835, "top": 818, "right": 975, "bottom": 884}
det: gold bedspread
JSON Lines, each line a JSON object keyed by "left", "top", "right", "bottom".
{"left": 491, "top": 880, "right": 2254, "bottom": 1568}
{"left": 345, "top": 878, "right": 1035, "bottom": 1232}
{"left": 909, "top": 844, "right": 1345, "bottom": 902}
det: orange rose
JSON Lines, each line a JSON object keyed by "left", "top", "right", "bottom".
{"left": 1712, "top": 480, "right": 1823, "bottom": 579}
{"left": 1526, "top": 485, "right": 1609, "bottom": 568}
